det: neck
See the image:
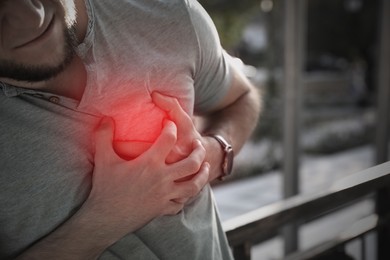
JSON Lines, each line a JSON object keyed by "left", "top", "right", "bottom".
{"left": 75, "top": 0, "right": 88, "bottom": 42}
{"left": 44, "top": 55, "right": 87, "bottom": 100}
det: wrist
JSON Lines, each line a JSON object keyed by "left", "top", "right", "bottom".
{"left": 203, "top": 136, "right": 224, "bottom": 182}
{"left": 203, "top": 134, "right": 234, "bottom": 182}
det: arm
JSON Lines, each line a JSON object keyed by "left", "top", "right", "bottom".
{"left": 199, "top": 64, "right": 261, "bottom": 182}
{"left": 185, "top": 0, "right": 261, "bottom": 181}
{"left": 15, "top": 118, "right": 209, "bottom": 260}
{"left": 152, "top": 66, "right": 261, "bottom": 183}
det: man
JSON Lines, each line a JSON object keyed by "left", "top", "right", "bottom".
{"left": 0, "top": 0, "right": 260, "bottom": 259}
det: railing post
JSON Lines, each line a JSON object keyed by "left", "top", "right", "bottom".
{"left": 374, "top": 0, "right": 390, "bottom": 164}
{"left": 375, "top": 0, "right": 390, "bottom": 258}
{"left": 376, "top": 187, "right": 390, "bottom": 260}
{"left": 282, "top": 0, "right": 307, "bottom": 255}
{"left": 232, "top": 242, "right": 251, "bottom": 260}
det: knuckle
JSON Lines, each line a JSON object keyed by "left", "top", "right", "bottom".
{"left": 164, "top": 127, "right": 177, "bottom": 143}
{"left": 186, "top": 157, "right": 201, "bottom": 173}
{"left": 193, "top": 142, "right": 205, "bottom": 156}
{"left": 198, "top": 145, "right": 206, "bottom": 158}
{"left": 200, "top": 140, "right": 206, "bottom": 150}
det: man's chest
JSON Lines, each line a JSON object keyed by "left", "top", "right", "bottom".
{"left": 80, "top": 71, "right": 195, "bottom": 143}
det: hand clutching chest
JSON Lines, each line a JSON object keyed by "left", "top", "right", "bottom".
{"left": 83, "top": 92, "right": 209, "bottom": 239}
{"left": 112, "top": 92, "right": 200, "bottom": 164}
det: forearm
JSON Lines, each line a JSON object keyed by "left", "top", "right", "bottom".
{"left": 200, "top": 81, "right": 261, "bottom": 181}
{"left": 203, "top": 86, "right": 260, "bottom": 152}
{"left": 15, "top": 204, "right": 121, "bottom": 260}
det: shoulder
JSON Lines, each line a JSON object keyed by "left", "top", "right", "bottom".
{"left": 90, "top": 0, "right": 200, "bottom": 42}
{"left": 91, "top": 0, "right": 190, "bottom": 18}
{"left": 91, "top": 0, "right": 212, "bottom": 29}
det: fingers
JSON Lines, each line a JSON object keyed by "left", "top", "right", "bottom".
{"left": 151, "top": 92, "right": 180, "bottom": 113}
{"left": 152, "top": 92, "right": 191, "bottom": 128}
{"left": 143, "top": 120, "right": 177, "bottom": 160}
{"left": 165, "top": 162, "right": 210, "bottom": 214}
{"left": 94, "top": 117, "right": 116, "bottom": 160}
{"left": 172, "top": 162, "right": 210, "bottom": 200}
{"left": 170, "top": 139, "right": 206, "bottom": 180}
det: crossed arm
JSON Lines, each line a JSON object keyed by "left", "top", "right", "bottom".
{"left": 15, "top": 66, "right": 260, "bottom": 259}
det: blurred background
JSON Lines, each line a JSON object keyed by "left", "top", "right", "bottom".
{"left": 198, "top": 0, "right": 389, "bottom": 259}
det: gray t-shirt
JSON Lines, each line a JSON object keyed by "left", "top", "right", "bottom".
{"left": 0, "top": 0, "right": 233, "bottom": 259}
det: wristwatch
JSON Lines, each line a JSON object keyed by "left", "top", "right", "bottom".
{"left": 210, "top": 134, "right": 234, "bottom": 180}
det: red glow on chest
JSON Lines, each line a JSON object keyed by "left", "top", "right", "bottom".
{"left": 110, "top": 100, "right": 168, "bottom": 143}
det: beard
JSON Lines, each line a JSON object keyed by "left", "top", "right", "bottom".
{"left": 0, "top": 26, "right": 78, "bottom": 83}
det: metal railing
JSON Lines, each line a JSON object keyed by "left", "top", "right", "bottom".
{"left": 223, "top": 161, "right": 390, "bottom": 260}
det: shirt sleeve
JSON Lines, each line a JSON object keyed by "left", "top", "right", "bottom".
{"left": 185, "top": 0, "right": 233, "bottom": 114}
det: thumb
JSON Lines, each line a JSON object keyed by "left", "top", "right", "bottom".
{"left": 152, "top": 91, "right": 176, "bottom": 111}
{"left": 94, "top": 117, "right": 116, "bottom": 160}
{"left": 152, "top": 92, "right": 189, "bottom": 125}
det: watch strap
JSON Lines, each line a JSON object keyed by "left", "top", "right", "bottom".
{"left": 209, "top": 134, "right": 234, "bottom": 180}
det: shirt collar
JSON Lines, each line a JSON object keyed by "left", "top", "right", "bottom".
{"left": 0, "top": 82, "right": 41, "bottom": 97}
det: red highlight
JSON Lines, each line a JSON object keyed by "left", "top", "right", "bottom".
{"left": 110, "top": 98, "right": 168, "bottom": 143}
